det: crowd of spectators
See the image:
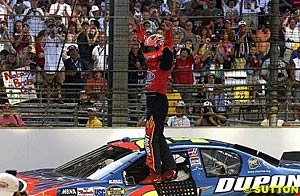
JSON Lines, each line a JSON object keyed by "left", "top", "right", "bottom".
{"left": 0, "top": 0, "right": 299, "bottom": 127}
{"left": 128, "top": 0, "right": 300, "bottom": 126}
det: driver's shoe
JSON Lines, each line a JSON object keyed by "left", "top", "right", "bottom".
{"left": 161, "top": 169, "right": 177, "bottom": 182}
{"left": 139, "top": 169, "right": 161, "bottom": 184}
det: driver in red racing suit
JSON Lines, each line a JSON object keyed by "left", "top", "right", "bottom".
{"left": 135, "top": 16, "right": 177, "bottom": 184}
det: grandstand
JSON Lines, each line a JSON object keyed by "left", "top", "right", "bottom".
{"left": 0, "top": 0, "right": 298, "bottom": 127}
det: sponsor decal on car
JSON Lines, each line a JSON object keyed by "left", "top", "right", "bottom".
{"left": 106, "top": 185, "right": 126, "bottom": 196}
{"left": 77, "top": 187, "right": 94, "bottom": 196}
{"left": 215, "top": 175, "right": 300, "bottom": 193}
{"left": 94, "top": 187, "right": 106, "bottom": 196}
{"left": 248, "top": 157, "right": 261, "bottom": 169}
{"left": 249, "top": 185, "right": 299, "bottom": 194}
{"left": 60, "top": 188, "right": 77, "bottom": 196}
{"left": 188, "top": 148, "right": 201, "bottom": 166}
{"left": 109, "top": 179, "right": 122, "bottom": 184}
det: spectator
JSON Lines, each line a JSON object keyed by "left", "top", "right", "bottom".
{"left": 89, "top": 5, "right": 105, "bottom": 32}
{"left": 86, "top": 107, "right": 103, "bottom": 128}
{"left": 238, "top": 0, "right": 262, "bottom": 30}
{"left": 77, "top": 21, "right": 91, "bottom": 62}
{"left": 173, "top": 43, "right": 199, "bottom": 113}
{"left": 91, "top": 32, "right": 108, "bottom": 71}
{"left": 219, "top": 30, "right": 234, "bottom": 70}
{"left": 0, "top": 103, "right": 25, "bottom": 127}
{"left": 0, "top": 173, "right": 25, "bottom": 196}
{"left": 0, "top": 0, "right": 12, "bottom": 21}
{"left": 233, "top": 20, "right": 255, "bottom": 67}
{"left": 260, "top": 116, "right": 290, "bottom": 127}
{"left": 245, "top": 45, "right": 262, "bottom": 101}
{"left": 255, "top": 20, "right": 271, "bottom": 57}
{"left": 22, "top": 0, "right": 45, "bottom": 37}
{"left": 64, "top": 44, "right": 91, "bottom": 95}
{"left": 221, "top": 0, "right": 239, "bottom": 24}
{"left": 289, "top": 48, "right": 300, "bottom": 121}
{"left": 66, "top": 21, "right": 78, "bottom": 43}
{"left": 182, "top": 20, "right": 196, "bottom": 44}
{"left": 209, "top": 85, "right": 231, "bottom": 124}
{"left": 281, "top": 16, "right": 300, "bottom": 63}
{"left": 11, "top": 21, "right": 33, "bottom": 54}
{"left": 42, "top": 22, "right": 65, "bottom": 103}
{"left": 0, "top": 19, "right": 16, "bottom": 53}
{"left": 261, "top": 57, "right": 288, "bottom": 103}
{"left": 48, "top": 0, "right": 71, "bottom": 25}
{"left": 167, "top": 101, "right": 191, "bottom": 127}
{"left": 78, "top": 90, "right": 92, "bottom": 110}
{"left": 203, "top": 0, "right": 223, "bottom": 20}
{"left": 85, "top": 67, "right": 108, "bottom": 103}
{"left": 128, "top": 42, "right": 146, "bottom": 108}
{"left": 195, "top": 100, "right": 226, "bottom": 126}
{"left": 2, "top": 51, "right": 19, "bottom": 70}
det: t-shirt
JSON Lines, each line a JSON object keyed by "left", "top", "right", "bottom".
{"left": 167, "top": 115, "right": 191, "bottom": 127}
{"left": 44, "top": 36, "right": 64, "bottom": 74}
{"left": 86, "top": 116, "right": 103, "bottom": 128}
{"left": 260, "top": 119, "right": 285, "bottom": 127}
{"left": 0, "top": 115, "right": 25, "bottom": 127}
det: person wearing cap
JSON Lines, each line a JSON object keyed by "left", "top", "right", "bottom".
{"left": 85, "top": 67, "right": 108, "bottom": 103}
{"left": 237, "top": 0, "right": 261, "bottom": 30}
{"left": 49, "top": 0, "right": 71, "bottom": 25}
{"left": 0, "top": 173, "right": 27, "bottom": 196}
{"left": 166, "top": 101, "right": 191, "bottom": 127}
{"left": 42, "top": 20, "right": 65, "bottom": 103}
{"left": 0, "top": 103, "right": 25, "bottom": 127}
{"left": 233, "top": 20, "right": 254, "bottom": 60}
{"left": 89, "top": 5, "right": 105, "bottom": 32}
{"left": 64, "top": 44, "right": 91, "bottom": 96}
{"left": 86, "top": 107, "right": 103, "bottom": 128}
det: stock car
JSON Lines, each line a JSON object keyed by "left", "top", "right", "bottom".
{"left": 17, "top": 137, "right": 300, "bottom": 196}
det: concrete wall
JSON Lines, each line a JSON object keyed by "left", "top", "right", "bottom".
{"left": 0, "top": 127, "right": 298, "bottom": 172}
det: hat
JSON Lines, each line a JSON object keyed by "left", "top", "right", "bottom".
{"left": 91, "top": 5, "right": 100, "bottom": 12}
{"left": 203, "top": 101, "right": 212, "bottom": 107}
{"left": 67, "top": 44, "right": 78, "bottom": 52}
{"left": 47, "top": 23, "right": 56, "bottom": 28}
{"left": 0, "top": 173, "right": 22, "bottom": 196}
{"left": 87, "top": 107, "right": 97, "bottom": 112}
{"left": 145, "top": 28, "right": 153, "bottom": 34}
{"left": 81, "top": 20, "right": 89, "bottom": 26}
{"left": 0, "top": 18, "right": 6, "bottom": 23}
{"left": 0, "top": 49, "right": 9, "bottom": 56}
{"left": 80, "top": 90, "right": 86, "bottom": 94}
{"left": 8, "top": 51, "right": 17, "bottom": 56}
{"left": 238, "top": 20, "right": 247, "bottom": 27}
{"left": 225, "top": 19, "right": 231, "bottom": 24}
{"left": 208, "top": 0, "right": 216, "bottom": 3}
{"left": 22, "top": 22, "right": 29, "bottom": 27}
{"left": 175, "top": 101, "right": 186, "bottom": 107}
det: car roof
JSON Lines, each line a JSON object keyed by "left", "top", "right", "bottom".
{"left": 108, "top": 137, "right": 279, "bottom": 165}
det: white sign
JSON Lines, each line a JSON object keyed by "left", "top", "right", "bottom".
{"left": 2, "top": 66, "right": 37, "bottom": 105}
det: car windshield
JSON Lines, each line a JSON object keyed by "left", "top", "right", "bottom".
{"left": 55, "top": 144, "right": 133, "bottom": 178}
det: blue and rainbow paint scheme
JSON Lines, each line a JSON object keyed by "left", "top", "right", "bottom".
{"left": 17, "top": 137, "right": 300, "bottom": 196}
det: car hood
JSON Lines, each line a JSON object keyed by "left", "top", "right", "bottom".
{"left": 18, "top": 169, "right": 89, "bottom": 195}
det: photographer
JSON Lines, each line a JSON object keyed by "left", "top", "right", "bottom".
{"left": 23, "top": 0, "right": 45, "bottom": 37}
{"left": 42, "top": 22, "right": 65, "bottom": 103}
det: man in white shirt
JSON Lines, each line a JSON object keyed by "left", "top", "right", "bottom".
{"left": 22, "top": 0, "right": 45, "bottom": 37}
{"left": 42, "top": 22, "right": 65, "bottom": 103}
{"left": 167, "top": 101, "right": 191, "bottom": 127}
{"left": 48, "top": 0, "right": 71, "bottom": 25}
{"left": 92, "top": 31, "right": 108, "bottom": 71}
